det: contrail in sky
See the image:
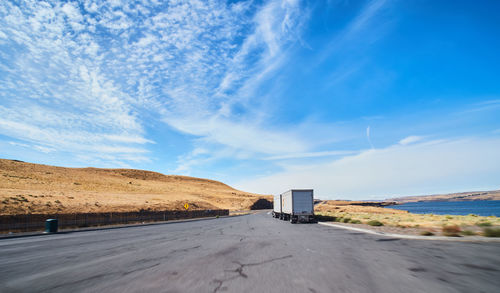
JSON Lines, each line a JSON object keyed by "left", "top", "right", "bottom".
{"left": 366, "top": 126, "right": 375, "bottom": 149}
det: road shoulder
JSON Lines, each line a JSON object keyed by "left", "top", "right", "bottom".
{"left": 318, "top": 221, "right": 500, "bottom": 242}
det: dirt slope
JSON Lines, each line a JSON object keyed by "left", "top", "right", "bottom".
{"left": 0, "top": 159, "right": 271, "bottom": 215}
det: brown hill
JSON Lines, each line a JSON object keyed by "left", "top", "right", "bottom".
{"left": 0, "top": 159, "right": 271, "bottom": 215}
{"left": 388, "top": 190, "right": 500, "bottom": 203}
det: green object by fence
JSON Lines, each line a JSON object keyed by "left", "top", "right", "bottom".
{"left": 45, "top": 219, "right": 58, "bottom": 233}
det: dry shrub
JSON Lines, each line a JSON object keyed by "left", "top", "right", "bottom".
{"left": 315, "top": 214, "right": 338, "bottom": 222}
{"left": 442, "top": 225, "right": 461, "bottom": 237}
{"left": 461, "top": 230, "right": 476, "bottom": 236}
{"left": 420, "top": 231, "right": 434, "bottom": 236}
{"left": 367, "top": 220, "right": 383, "bottom": 226}
{"left": 483, "top": 228, "right": 500, "bottom": 237}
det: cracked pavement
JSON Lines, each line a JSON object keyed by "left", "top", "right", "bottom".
{"left": 1, "top": 212, "right": 500, "bottom": 292}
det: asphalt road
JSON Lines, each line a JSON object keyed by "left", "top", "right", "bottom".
{"left": 1, "top": 212, "right": 500, "bottom": 293}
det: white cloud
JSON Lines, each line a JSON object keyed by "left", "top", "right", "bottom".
{"left": 61, "top": 2, "right": 83, "bottom": 22}
{"left": 148, "top": 0, "right": 311, "bottom": 168}
{"left": 264, "top": 150, "right": 358, "bottom": 160}
{"left": 8, "top": 141, "right": 55, "bottom": 154}
{"left": 163, "top": 115, "right": 308, "bottom": 155}
{"left": 235, "top": 137, "right": 500, "bottom": 199}
{"left": 33, "top": 145, "right": 56, "bottom": 154}
{"left": 0, "top": 1, "right": 155, "bottom": 165}
{"left": 0, "top": 0, "right": 313, "bottom": 170}
{"left": 399, "top": 135, "right": 423, "bottom": 145}
{"left": 459, "top": 99, "right": 500, "bottom": 114}
{"left": 348, "top": 0, "right": 387, "bottom": 35}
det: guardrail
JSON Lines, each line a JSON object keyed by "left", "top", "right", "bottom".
{"left": 0, "top": 209, "right": 229, "bottom": 233}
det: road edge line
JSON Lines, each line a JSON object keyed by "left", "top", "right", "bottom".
{"left": 318, "top": 222, "right": 500, "bottom": 242}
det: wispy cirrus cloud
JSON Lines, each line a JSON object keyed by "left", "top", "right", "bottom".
{"left": 0, "top": 0, "right": 310, "bottom": 168}
{"left": 399, "top": 135, "right": 424, "bottom": 145}
{"left": 264, "top": 150, "right": 358, "bottom": 160}
{"left": 158, "top": 0, "right": 311, "bottom": 159}
{"left": 315, "top": 0, "right": 390, "bottom": 66}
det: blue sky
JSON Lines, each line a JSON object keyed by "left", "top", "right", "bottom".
{"left": 1, "top": 0, "right": 499, "bottom": 200}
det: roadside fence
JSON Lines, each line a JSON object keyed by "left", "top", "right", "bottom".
{"left": 0, "top": 209, "right": 229, "bottom": 233}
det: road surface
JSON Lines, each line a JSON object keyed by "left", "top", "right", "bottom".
{"left": 1, "top": 212, "right": 500, "bottom": 292}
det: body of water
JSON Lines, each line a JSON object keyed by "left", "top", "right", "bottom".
{"left": 385, "top": 200, "right": 500, "bottom": 217}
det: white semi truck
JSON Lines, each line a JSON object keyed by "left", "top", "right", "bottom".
{"left": 272, "top": 189, "right": 315, "bottom": 223}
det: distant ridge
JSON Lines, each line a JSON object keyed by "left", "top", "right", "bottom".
{"left": 387, "top": 190, "right": 500, "bottom": 203}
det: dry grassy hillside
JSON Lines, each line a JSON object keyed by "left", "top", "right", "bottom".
{"left": 0, "top": 159, "right": 271, "bottom": 215}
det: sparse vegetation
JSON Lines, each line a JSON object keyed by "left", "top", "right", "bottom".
{"left": 350, "top": 219, "right": 361, "bottom": 224}
{"left": 420, "top": 231, "right": 434, "bottom": 236}
{"left": 315, "top": 200, "right": 500, "bottom": 235}
{"left": 461, "top": 230, "right": 476, "bottom": 236}
{"left": 367, "top": 220, "right": 384, "bottom": 226}
{"left": 315, "top": 214, "right": 338, "bottom": 222}
{"left": 483, "top": 228, "right": 500, "bottom": 237}
{"left": 476, "top": 221, "right": 492, "bottom": 227}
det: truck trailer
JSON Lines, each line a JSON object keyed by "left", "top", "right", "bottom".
{"left": 272, "top": 189, "right": 315, "bottom": 223}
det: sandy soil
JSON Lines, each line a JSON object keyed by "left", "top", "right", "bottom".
{"left": 0, "top": 159, "right": 271, "bottom": 215}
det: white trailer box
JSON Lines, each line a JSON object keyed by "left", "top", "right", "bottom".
{"left": 272, "top": 194, "right": 281, "bottom": 218}
{"left": 275, "top": 189, "right": 315, "bottom": 223}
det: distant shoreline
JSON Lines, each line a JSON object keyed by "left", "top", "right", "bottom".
{"left": 386, "top": 190, "right": 500, "bottom": 203}
{"left": 315, "top": 200, "right": 500, "bottom": 237}
{"left": 385, "top": 200, "right": 500, "bottom": 217}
